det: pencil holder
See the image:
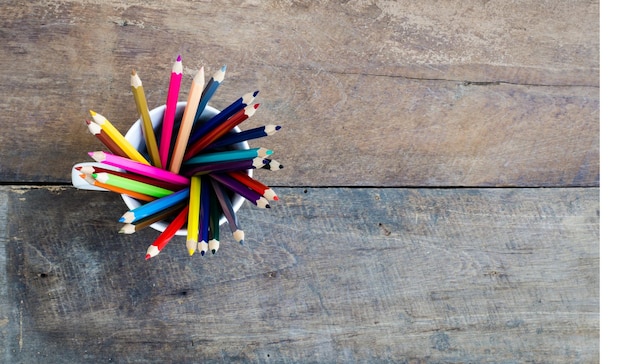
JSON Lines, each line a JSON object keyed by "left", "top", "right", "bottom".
{"left": 121, "top": 101, "right": 249, "bottom": 235}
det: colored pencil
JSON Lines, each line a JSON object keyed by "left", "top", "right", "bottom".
{"left": 229, "top": 171, "right": 279, "bottom": 201}
{"left": 183, "top": 103, "right": 259, "bottom": 161}
{"left": 145, "top": 206, "right": 189, "bottom": 260}
{"left": 208, "top": 186, "right": 220, "bottom": 254}
{"left": 77, "top": 165, "right": 182, "bottom": 192}
{"left": 189, "top": 90, "right": 258, "bottom": 145}
{"left": 194, "top": 65, "right": 226, "bottom": 123}
{"left": 260, "top": 159, "right": 284, "bottom": 171}
{"left": 93, "top": 172, "right": 174, "bottom": 198}
{"left": 184, "top": 147, "right": 272, "bottom": 165}
{"left": 210, "top": 178, "right": 244, "bottom": 244}
{"left": 211, "top": 173, "right": 270, "bottom": 209}
{"left": 86, "top": 119, "right": 128, "bottom": 157}
{"left": 78, "top": 173, "right": 156, "bottom": 202}
{"left": 119, "top": 201, "right": 185, "bottom": 234}
{"left": 160, "top": 55, "right": 183, "bottom": 168}
{"left": 120, "top": 187, "right": 190, "bottom": 223}
{"left": 89, "top": 151, "right": 189, "bottom": 186}
{"left": 131, "top": 70, "right": 162, "bottom": 168}
{"left": 89, "top": 110, "right": 151, "bottom": 165}
{"left": 205, "top": 124, "right": 281, "bottom": 150}
{"left": 182, "top": 157, "right": 268, "bottom": 177}
{"left": 169, "top": 67, "right": 205, "bottom": 174}
{"left": 198, "top": 177, "right": 211, "bottom": 256}
{"left": 186, "top": 176, "right": 202, "bottom": 256}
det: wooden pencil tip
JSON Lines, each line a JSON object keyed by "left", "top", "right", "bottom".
{"left": 89, "top": 110, "right": 96, "bottom": 116}
{"left": 176, "top": 54, "right": 182, "bottom": 62}
{"left": 211, "top": 249, "right": 217, "bottom": 255}
{"left": 252, "top": 90, "right": 259, "bottom": 97}
{"left": 131, "top": 69, "right": 136, "bottom": 75}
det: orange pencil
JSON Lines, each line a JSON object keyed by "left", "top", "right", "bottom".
{"left": 78, "top": 173, "right": 156, "bottom": 202}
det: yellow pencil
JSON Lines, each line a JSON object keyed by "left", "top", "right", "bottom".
{"left": 186, "top": 175, "right": 202, "bottom": 256}
{"left": 131, "top": 70, "right": 162, "bottom": 168}
{"left": 89, "top": 110, "right": 150, "bottom": 165}
{"left": 169, "top": 67, "right": 205, "bottom": 174}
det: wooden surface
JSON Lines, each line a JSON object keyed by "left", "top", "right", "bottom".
{"left": 0, "top": 1, "right": 598, "bottom": 363}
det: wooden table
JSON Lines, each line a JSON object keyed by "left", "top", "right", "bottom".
{"left": 1, "top": 1, "right": 599, "bottom": 362}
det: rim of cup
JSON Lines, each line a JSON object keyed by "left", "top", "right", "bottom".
{"left": 122, "top": 102, "right": 250, "bottom": 235}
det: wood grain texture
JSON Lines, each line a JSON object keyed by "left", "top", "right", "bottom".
{"left": 0, "top": 0, "right": 598, "bottom": 186}
{"left": 1, "top": 186, "right": 598, "bottom": 363}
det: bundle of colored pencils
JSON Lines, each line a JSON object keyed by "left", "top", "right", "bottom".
{"left": 75, "top": 55, "right": 283, "bottom": 260}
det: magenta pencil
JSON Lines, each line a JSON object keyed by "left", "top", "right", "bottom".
{"left": 160, "top": 55, "right": 183, "bottom": 169}
{"left": 89, "top": 151, "right": 190, "bottom": 186}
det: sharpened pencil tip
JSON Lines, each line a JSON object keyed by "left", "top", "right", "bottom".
{"left": 145, "top": 254, "right": 151, "bottom": 260}
{"left": 200, "top": 251, "right": 205, "bottom": 256}
{"left": 252, "top": 90, "right": 259, "bottom": 97}
{"left": 211, "top": 249, "right": 216, "bottom": 255}
{"left": 221, "top": 65, "right": 227, "bottom": 72}
{"left": 89, "top": 110, "right": 96, "bottom": 116}
{"left": 176, "top": 54, "right": 181, "bottom": 62}
{"left": 188, "top": 250, "right": 195, "bottom": 256}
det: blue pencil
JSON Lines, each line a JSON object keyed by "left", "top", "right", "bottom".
{"left": 188, "top": 90, "right": 258, "bottom": 145}
{"left": 194, "top": 65, "right": 226, "bottom": 123}
{"left": 204, "top": 124, "right": 281, "bottom": 150}
{"left": 184, "top": 147, "right": 272, "bottom": 165}
{"left": 119, "top": 187, "right": 190, "bottom": 223}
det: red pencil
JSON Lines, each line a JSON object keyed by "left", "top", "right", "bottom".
{"left": 145, "top": 205, "right": 189, "bottom": 260}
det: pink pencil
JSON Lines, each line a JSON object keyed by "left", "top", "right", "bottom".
{"left": 89, "top": 151, "right": 190, "bottom": 186}
{"left": 160, "top": 55, "right": 183, "bottom": 169}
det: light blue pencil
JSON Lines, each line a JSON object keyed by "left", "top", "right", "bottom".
{"left": 119, "top": 187, "right": 190, "bottom": 223}
{"left": 183, "top": 147, "right": 272, "bottom": 165}
{"left": 194, "top": 65, "right": 226, "bottom": 123}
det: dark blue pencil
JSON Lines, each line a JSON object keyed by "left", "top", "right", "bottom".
{"left": 204, "top": 124, "right": 281, "bottom": 150}
{"left": 188, "top": 90, "right": 258, "bottom": 145}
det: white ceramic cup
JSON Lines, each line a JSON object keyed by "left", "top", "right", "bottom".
{"left": 72, "top": 102, "right": 250, "bottom": 235}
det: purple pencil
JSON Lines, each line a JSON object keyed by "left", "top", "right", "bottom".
{"left": 181, "top": 157, "right": 268, "bottom": 177}
{"left": 210, "top": 173, "right": 270, "bottom": 209}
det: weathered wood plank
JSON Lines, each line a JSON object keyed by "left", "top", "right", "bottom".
{"left": 0, "top": 1, "right": 599, "bottom": 186}
{"left": 2, "top": 186, "right": 599, "bottom": 363}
